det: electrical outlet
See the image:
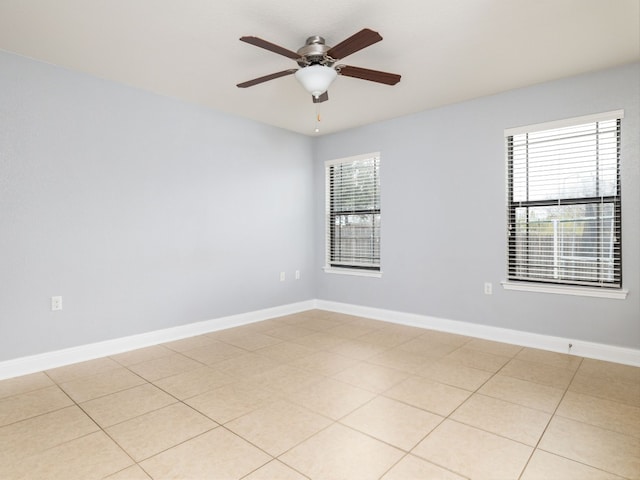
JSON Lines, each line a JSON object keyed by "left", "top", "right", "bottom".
{"left": 484, "top": 282, "right": 493, "bottom": 295}
{"left": 295, "top": 270, "right": 300, "bottom": 280}
{"left": 51, "top": 296, "right": 63, "bottom": 311}
{"left": 280, "top": 272, "right": 285, "bottom": 282}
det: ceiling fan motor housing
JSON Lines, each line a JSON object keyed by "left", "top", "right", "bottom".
{"left": 296, "top": 36, "right": 334, "bottom": 67}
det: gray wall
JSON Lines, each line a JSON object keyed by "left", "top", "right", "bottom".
{"left": 314, "top": 62, "right": 640, "bottom": 350}
{"left": 0, "top": 51, "right": 315, "bottom": 361}
{"left": 1, "top": 49, "right": 638, "bottom": 363}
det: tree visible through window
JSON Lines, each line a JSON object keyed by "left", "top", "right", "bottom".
{"left": 506, "top": 112, "right": 622, "bottom": 288}
{"left": 325, "top": 153, "right": 380, "bottom": 272}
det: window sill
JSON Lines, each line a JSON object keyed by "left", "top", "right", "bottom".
{"left": 323, "top": 267, "right": 382, "bottom": 278}
{"left": 501, "top": 281, "right": 628, "bottom": 299}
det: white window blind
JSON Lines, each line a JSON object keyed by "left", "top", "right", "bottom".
{"left": 325, "top": 153, "right": 380, "bottom": 271}
{"left": 506, "top": 111, "right": 623, "bottom": 288}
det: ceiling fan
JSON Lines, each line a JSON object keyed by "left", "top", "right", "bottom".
{"left": 236, "top": 28, "right": 401, "bottom": 103}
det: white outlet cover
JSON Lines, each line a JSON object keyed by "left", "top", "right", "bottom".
{"left": 51, "top": 296, "right": 63, "bottom": 310}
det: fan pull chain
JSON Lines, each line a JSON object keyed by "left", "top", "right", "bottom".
{"left": 314, "top": 105, "right": 321, "bottom": 133}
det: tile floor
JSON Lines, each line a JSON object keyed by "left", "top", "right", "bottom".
{"left": 1, "top": 310, "right": 639, "bottom": 479}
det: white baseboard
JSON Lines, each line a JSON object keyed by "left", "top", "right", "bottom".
{"left": 1, "top": 298, "right": 638, "bottom": 381}
{"left": 314, "top": 300, "right": 640, "bottom": 367}
{"left": 0, "top": 300, "right": 315, "bottom": 381}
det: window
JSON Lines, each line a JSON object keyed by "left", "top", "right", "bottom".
{"left": 506, "top": 111, "right": 623, "bottom": 290}
{"left": 325, "top": 153, "right": 381, "bottom": 274}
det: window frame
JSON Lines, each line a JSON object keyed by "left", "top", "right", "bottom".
{"left": 324, "top": 152, "right": 382, "bottom": 277}
{"left": 503, "top": 111, "right": 627, "bottom": 299}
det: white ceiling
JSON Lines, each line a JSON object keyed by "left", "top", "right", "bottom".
{"left": 0, "top": 0, "right": 638, "bottom": 136}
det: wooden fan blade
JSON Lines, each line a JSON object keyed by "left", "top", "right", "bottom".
{"left": 239, "top": 36, "right": 300, "bottom": 60}
{"left": 327, "top": 28, "right": 383, "bottom": 60}
{"left": 236, "top": 69, "right": 297, "bottom": 88}
{"left": 338, "top": 65, "right": 401, "bottom": 85}
{"left": 312, "top": 92, "right": 329, "bottom": 103}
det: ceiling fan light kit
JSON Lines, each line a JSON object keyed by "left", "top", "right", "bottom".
{"left": 237, "top": 28, "right": 401, "bottom": 104}
{"left": 295, "top": 65, "right": 337, "bottom": 98}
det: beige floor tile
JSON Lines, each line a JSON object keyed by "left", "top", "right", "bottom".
{"left": 162, "top": 334, "right": 220, "bottom": 352}
{"left": 354, "top": 326, "right": 420, "bottom": 348}
{"left": 249, "top": 364, "right": 324, "bottom": 396}
{"left": 110, "top": 345, "right": 174, "bottom": 366}
{"left": 556, "top": 391, "right": 640, "bottom": 438}
{"left": 152, "top": 365, "right": 236, "bottom": 399}
{"left": 465, "top": 338, "right": 523, "bottom": 357}
{"left": 332, "top": 361, "right": 409, "bottom": 393}
{"left": 271, "top": 312, "right": 316, "bottom": 326}
{"left": 570, "top": 369, "right": 640, "bottom": 407}
{"left": 327, "top": 323, "right": 379, "bottom": 339}
{"left": 478, "top": 374, "right": 564, "bottom": 413}
{"left": 520, "top": 450, "right": 625, "bottom": 480}
{"left": 500, "top": 358, "right": 576, "bottom": 389}
{"left": 106, "top": 402, "right": 216, "bottom": 461}
{"left": 328, "top": 339, "right": 388, "bottom": 360}
{"left": 368, "top": 349, "right": 431, "bottom": 373}
{"left": 262, "top": 324, "right": 317, "bottom": 341}
{"left": 280, "top": 423, "right": 404, "bottom": 480}
{"left": 288, "top": 377, "right": 376, "bottom": 420}
{"left": 515, "top": 347, "right": 582, "bottom": 371}
{"left": 395, "top": 337, "right": 460, "bottom": 359}
{"left": 451, "top": 394, "right": 551, "bottom": 446}
{"left": 185, "top": 378, "right": 278, "bottom": 424}
{"left": 345, "top": 316, "right": 390, "bottom": 330}
{"left": 243, "top": 460, "right": 308, "bottom": 480}
{"left": 295, "top": 316, "right": 345, "bottom": 331}
{"left": 323, "top": 312, "right": 368, "bottom": 323}
{"left": 247, "top": 318, "right": 288, "bottom": 330}
{"left": 443, "top": 346, "right": 511, "bottom": 373}
{"left": 126, "top": 353, "right": 204, "bottom": 381}
{"left": 46, "top": 357, "right": 122, "bottom": 384}
{"left": 0, "top": 372, "right": 54, "bottom": 399}
{"left": 104, "top": 464, "right": 152, "bottom": 479}
{"left": 292, "top": 331, "right": 348, "bottom": 350}
{"left": 384, "top": 376, "right": 472, "bottom": 416}
{"left": 226, "top": 399, "right": 332, "bottom": 456}
{"left": 377, "top": 323, "right": 427, "bottom": 339}
{"left": 381, "top": 454, "right": 467, "bottom": 480}
{"left": 0, "top": 385, "right": 73, "bottom": 426}
{"left": 1, "top": 431, "right": 132, "bottom": 480}
{"left": 419, "top": 330, "right": 473, "bottom": 347}
{"left": 140, "top": 427, "right": 270, "bottom": 479}
{"left": 180, "top": 341, "right": 247, "bottom": 365}
{"left": 539, "top": 416, "right": 640, "bottom": 479}
{"left": 0, "top": 406, "right": 98, "bottom": 464}
{"left": 414, "top": 358, "right": 492, "bottom": 391}
{"left": 578, "top": 358, "right": 640, "bottom": 385}
{"left": 5, "top": 314, "right": 637, "bottom": 480}
{"left": 59, "top": 367, "right": 146, "bottom": 402}
{"left": 284, "top": 316, "right": 342, "bottom": 332}
{"left": 254, "top": 341, "right": 316, "bottom": 363}
{"left": 288, "top": 350, "right": 359, "bottom": 376}
{"left": 81, "top": 383, "right": 176, "bottom": 427}
{"left": 342, "top": 396, "right": 443, "bottom": 451}
{"left": 224, "top": 318, "right": 283, "bottom": 333}
{"left": 413, "top": 420, "right": 533, "bottom": 479}
{"left": 213, "top": 352, "right": 280, "bottom": 378}
{"left": 218, "top": 331, "right": 283, "bottom": 351}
